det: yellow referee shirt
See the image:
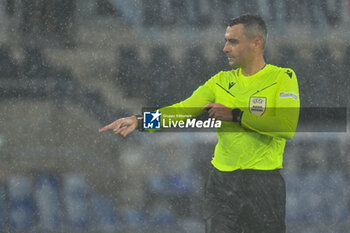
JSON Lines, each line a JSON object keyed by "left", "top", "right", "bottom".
{"left": 157, "top": 64, "right": 300, "bottom": 171}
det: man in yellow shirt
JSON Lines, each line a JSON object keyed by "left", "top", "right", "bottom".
{"left": 100, "top": 14, "right": 299, "bottom": 233}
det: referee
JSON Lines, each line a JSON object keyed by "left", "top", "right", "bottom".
{"left": 100, "top": 14, "right": 300, "bottom": 233}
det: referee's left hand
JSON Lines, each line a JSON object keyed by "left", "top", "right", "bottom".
{"left": 202, "top": 103, "right": 233, "bottom": 121}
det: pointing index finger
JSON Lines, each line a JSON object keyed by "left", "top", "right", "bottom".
{"left": 99, "top": 121, "right": 119, "bottom": 133}
{"left": 99, "top": 124, "right": 112, "bottom": 133}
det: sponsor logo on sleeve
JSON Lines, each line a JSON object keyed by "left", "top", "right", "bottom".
{"left": 279, "top": 92, "right": 298, "bottom": 100}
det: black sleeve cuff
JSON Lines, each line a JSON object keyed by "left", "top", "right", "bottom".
{"left": 135, "top": 115, "right": 143, "bottom": 131}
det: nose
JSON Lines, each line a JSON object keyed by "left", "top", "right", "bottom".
{"left": 223, "top": 42, "right": 229, "bottom": 53}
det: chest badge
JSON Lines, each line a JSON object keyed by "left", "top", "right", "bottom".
{"left": 249, "top": 97, "right": 266, "bottom": 116}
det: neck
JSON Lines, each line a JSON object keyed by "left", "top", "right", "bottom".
{"left": 241, "top": 56, "right": 266, "bottom": 76}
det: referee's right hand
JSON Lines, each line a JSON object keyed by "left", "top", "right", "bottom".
{"left": 99, "top": 116, "right": 138, "bottom": 137}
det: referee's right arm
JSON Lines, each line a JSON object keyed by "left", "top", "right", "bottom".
{"left": 99, "top": 72, "right": 218, "bottom": 136}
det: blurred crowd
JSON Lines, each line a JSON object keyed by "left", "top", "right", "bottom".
{"left": 0, "top": 134, "right": 212, "bottom": 232}
{"left": 140, "top": 0, "right": 349, "bottom": 27}
{"left": 0, "top": 46, "right": 62, "bottom": 80}
{"left": 115, "top": 44, "right": 350, "bottom": 108}
{"left": 95, "top": 0, "right": 350, "bottom": 27}
{"left": 1, "top": 0, "right": 76, "bottom": 46}
{"left": 1, "top": 0, "right": 350, "bottom": 45}
{"left": 0, "top": 173, "right": 119, "bottom": 231}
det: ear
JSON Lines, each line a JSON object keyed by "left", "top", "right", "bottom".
{"left": 252, "top": 37, "right": 264, "bottom": 50}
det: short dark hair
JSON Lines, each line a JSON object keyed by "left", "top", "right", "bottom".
{"left": 228, "top": 14, "right": 267, "bottom": 49}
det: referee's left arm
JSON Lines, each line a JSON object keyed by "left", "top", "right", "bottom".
{"left": 240, "top": 69, "right": 300, "bottom": 139}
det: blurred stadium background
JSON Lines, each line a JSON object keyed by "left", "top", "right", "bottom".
{"left": 0, "top": 0, "right": 350, "bottom": 232}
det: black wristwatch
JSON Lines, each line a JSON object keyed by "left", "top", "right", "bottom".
{"left": 135, "top": 115, "right": 143, "bottom": 131}
{"left": 232, "top": 108, "right": 243, "bottom": 123}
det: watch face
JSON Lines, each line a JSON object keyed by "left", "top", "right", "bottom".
{"left": 232, "top": 108, "right": 241, "bottom": 122}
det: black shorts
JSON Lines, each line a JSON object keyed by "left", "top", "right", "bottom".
{"left": 203, "top": 167, "right": 286, "bottom": 233}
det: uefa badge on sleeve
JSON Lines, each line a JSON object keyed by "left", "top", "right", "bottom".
{"left": 143, "top": 110, "right": 161, "bottom": 129}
